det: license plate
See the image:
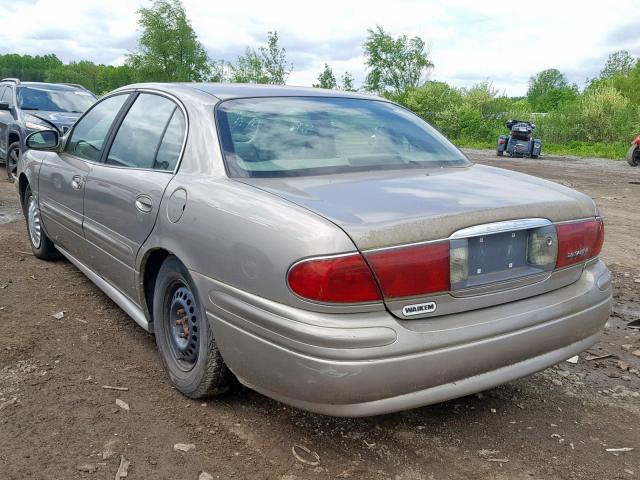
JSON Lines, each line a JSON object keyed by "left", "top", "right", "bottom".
{"left": 451, "top": 230, "right": 534, "bottom": 289}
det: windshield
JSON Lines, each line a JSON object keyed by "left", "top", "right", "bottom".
{"left": 17, "top": 86, "right": 96, "bottom": 113}
{"left": 216, "top": 97, "right": 469, "bottom": 178}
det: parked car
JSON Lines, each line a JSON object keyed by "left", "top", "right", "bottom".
{"left": 627, "top": 134, "right": 640, "bottom": 166}
{"left": 17, "top": 84, "right": 612, "bottom": 417}
{"left": 0, "top": 78, "right": 97, "bottom": 181}
{"left": 497, "top": 120, "right": 542, "bottom": 158}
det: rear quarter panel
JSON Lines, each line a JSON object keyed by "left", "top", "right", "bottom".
{"left": 139, "top": 175, "right": 366, "bottom": 312}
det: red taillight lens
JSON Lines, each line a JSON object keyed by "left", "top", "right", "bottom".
{"left": 556, "top": 218, "right": 604, "bottom": 268}
{"left": 287, "top": 254, "right": 382, "bottom": 303}
{"left": 365, "top": 242, "right": 450, "bottom": 298}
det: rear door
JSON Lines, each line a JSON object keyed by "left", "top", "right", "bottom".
{"left": 82, "top": 91, "right": 186, "bottom": 301}
{"left": 38, "top": 93, "right": 130, "bottom": 258}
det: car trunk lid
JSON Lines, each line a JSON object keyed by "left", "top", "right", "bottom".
{"left": 239, "top": 164, "right": 598, "bottom": 318}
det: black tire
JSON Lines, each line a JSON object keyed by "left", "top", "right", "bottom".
{"left": 496, "top": 149, "right": 503, "bottom": 156}
{"left": 627, "top": 145, "right": 639, "bottom": 167}
{"left": 6, "top": 141, "right": 20, "bottom": 182}
{"left": 531, "top": 154, "right": 539, "bottom": 159}
{"left": 23, "top": 184, "right": 60, "bottom": 260}
{"left": 153, "top": 255, "right": 231, "bottom": 398}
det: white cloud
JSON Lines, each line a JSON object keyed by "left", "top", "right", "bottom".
{"left": 0, "top": 0, "right": 638, "bottom": 95}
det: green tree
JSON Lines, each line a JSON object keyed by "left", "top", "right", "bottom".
{"left": 126, "top": 0, "right": 210, "bottom": 82}
{"left": 340, "top": 71, "right": 355, "bottom": 91}
{"left": 405, "top": 81, "right": 462, "bottom": 127}
{"left": 527, "top": 69, "right": 577, "bottom": 112}
{"left": 363, "top": 25, "right": 433, "bottom": 95}
{"left": 230, "top": 31, "right": 291, "bottom": 84}
{"left": 0, "top": 54, "right": 63, "bottom": 82}
{"left": 45, "top": 62, "right": 135, "bottom": 94}
{"left": 600, "top": 50, "right": 636, "bottom": 80}
{"left": 313, "top": 63, "right": 337, "bottom": 89}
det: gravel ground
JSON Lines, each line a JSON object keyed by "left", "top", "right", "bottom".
{"left": 0, "top": 151, "right": 639, "bottom": 480}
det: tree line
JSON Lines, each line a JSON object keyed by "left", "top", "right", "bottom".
{"left": 1, "top": 0, "right": 638, "bottom": 158}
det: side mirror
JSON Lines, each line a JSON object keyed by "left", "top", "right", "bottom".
{"left": 26, "top": 130, "right": 60, "bottom": 151}
{"left": 0, "top": 101, "right": 10, "bottom": 111}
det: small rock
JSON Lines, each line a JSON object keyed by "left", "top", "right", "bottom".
{"left": 51, "top": 311, "right": 65, "bottom": 320}
{"left": 552, "top": 379, "right": 563, "bottom": 387}
{"left": 199, "top": 473, "right": 214, "bottom": 480}
{"left": 490, "top": 408, "right": 497, "bottom": 413}
{"left": 621, "top": 344, "right": 633, "bottom": 351}
{"left": 174, "top": 443, "right": 196, "bottom": 453}
{"left": 77, "top": 463, "right": 97, "bottom": 473}
{"left": 618, "top": 361, "right": 630, "bottom": 371}
{"left": 631, "top": 350, "right": 640, "bottom": 358}
{"left": 566, "top": 355, "right": 579, "bottom": 364}
{"left": 115, "top": 399, "right": 129, "bottom": 411}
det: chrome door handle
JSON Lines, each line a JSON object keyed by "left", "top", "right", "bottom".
{"left": 135, "top": 195, "right": 153, "bottom": 213}
{"left": 71, "top": 176, "right": 83, "bottom": 190}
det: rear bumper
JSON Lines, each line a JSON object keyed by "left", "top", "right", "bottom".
{"left": 193, "top": 260, "right": 612, "bottom": 417}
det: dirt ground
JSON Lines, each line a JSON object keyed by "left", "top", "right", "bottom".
{"left": 1, "top": 151, "right": 639, "bottom": 480}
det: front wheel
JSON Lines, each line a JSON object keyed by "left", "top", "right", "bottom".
{"left": 628, "top": 145, "right": 639, "bottom": 166}
{"left": 23, "top": 185, "right": 60, "bottom": 260}
{"left": 153, "top": 256, "right": 231, "bottom": 398}
{"left": 531, "top": 154, "right": 539, "bottom": 159}
{"left": 6, "top": 141, "right": 20, "bottom": 182}
{"left": 496, "top": 149, "right": 503, "bottom": 156}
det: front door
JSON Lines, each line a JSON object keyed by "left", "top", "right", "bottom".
{"left": 38, "top": 93, "right": 130, "bottom": 259}
{"left": 82, "top": 92, "right": 186, "bottom": 301}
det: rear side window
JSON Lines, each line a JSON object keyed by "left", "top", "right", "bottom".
{"left": 106, "top": 93, "right": 184, "bottom": 171}
{"left": 154, "top": 109, "right": 186, "bottom": 171}
{"left": 66, "top": 94, "right": 129, "bottom": 162}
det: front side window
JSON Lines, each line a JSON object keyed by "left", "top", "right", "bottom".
{"left": 216, "top": 97, "right": 469, "bottom": 177}
{"left": 106, "top": 93, "right": 183, "bottom": 171}
{"left": 65, "top": 94, "right": 129, "bottom": 162}
{"left": 0, "top": 86, "right": 9, "bottom": 103}
{"left": 17, "top": 86, "right": 96, "bottom": 113}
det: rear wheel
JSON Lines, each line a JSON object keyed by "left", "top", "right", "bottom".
{"left": 153, "top": 256, "right": 231, "bottom": 398}
{"left": 496, "top": 149, "right": 503, "bottom": 156}
{"left": 23, "top": 184, "right": 59, "bottom": 260}
{"left": 628, "top": 145, "right": 639, "bottom": 166}
{"left": 6, "top": 142, "right": 20, "bottom": 182}
{"left": 531, "top": 154, "right": 539, "bottom": 159}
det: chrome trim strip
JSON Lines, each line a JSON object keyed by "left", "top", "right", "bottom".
{"left": 449, "top": 218, "right": 552, "bottom": 239}
{"left": 57, "top": 246, "right": 150, "bottom": 332}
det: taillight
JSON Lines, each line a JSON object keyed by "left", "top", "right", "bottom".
{"left": 556, "top": 218, "right": 604, "bottom": 268}
{"left": 287, "top": 253, "right": 382, "bottom": 303}
{"left": 365, "top": 242, "right": 450, "bottom": 298}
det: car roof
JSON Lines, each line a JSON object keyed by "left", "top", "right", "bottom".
{"left": 116, "top": 82, "right": 385, "bottom": 102}
{"left": 2, "top": 81, "right": 87, "bottom": 92}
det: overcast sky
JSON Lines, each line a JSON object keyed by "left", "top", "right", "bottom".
{"left": 1, "top": 0, "right": 639, "bottom": 96}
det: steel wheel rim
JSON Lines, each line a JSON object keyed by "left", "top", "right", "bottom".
{"left": 8, "top": 148, "right": 18, "bottom": 181}
{"left": 27, "top": 194, "right": 42, "bottom": 249}
{"left": 165, "top": 282, "right": 199, "bottom": 370}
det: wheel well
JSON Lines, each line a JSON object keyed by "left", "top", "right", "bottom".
{"left": 141, "top": 248, "right": 172, "bottom": 326}
{"left": 8, "top": 132, "right": 19, "bottom": 146}
{"left": 18, "top": 174, "right": 29, "bottom": 209}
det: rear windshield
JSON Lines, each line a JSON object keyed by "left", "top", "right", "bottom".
{"left": 17, "top": 86, "right": 96, "bottom": 113}
{"left": 216, "top": 97, "right": 468, "bottom": 177}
